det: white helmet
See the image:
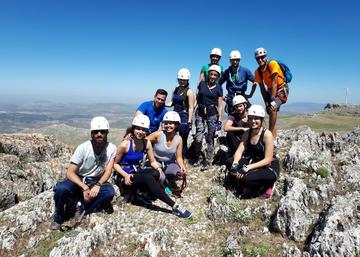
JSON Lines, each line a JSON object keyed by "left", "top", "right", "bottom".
{"left": 132, "top": 114, "right": 150, "bottom": 129}
{"left": 248, "top": 105, "right": 265, "bottom": 118}
{"left": 254, "top": 47, "right": 267, "bottom": 58}
{"left": 90, "top": 116, "right": 110, "bottom": 131}
{"left": 232, "top": 95, "right": 247, "bottom": 106}
{"left": 229, "top": 50, "right": 241, "bottom": 60}
{"left": 208, "top": 65, "right": 221, "bottom": 75}
{"left": 177, "top": 68, "right": 190, "bottom": 80}
{"left": 210, "top": 48, "right": 222, "bottom": 57}
{"left": 163, "top": 111, "right": 181, "bottom": 123}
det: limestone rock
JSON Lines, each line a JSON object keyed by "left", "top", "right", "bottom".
{"left": 305, "top": 192, "right": 360, "bottom": 257}
{"left": 272, "top": 176, "right": 314, "bottom": 242}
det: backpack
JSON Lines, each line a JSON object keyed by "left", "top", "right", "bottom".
{"left": 258, "top": 60, "right": 292, "bottom": 84}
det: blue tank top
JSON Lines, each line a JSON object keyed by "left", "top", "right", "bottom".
{"left": 119, "top": 139, "right": 146, "bottom": 173}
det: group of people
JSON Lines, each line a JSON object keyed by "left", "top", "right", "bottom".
{"left": 50, "top": 47, "right": 288, "bottom": 229}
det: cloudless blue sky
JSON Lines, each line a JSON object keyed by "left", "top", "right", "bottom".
{"left": 0, "top": 0, "right": 359, "bottom": 105}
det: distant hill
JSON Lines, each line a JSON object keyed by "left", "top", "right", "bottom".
{"left": 21, "top": 124, "right": 125, "bottom": 146}
{"left": 278, "top": 104, "right": 360, "bottom": 132}
{"left": 279, "top": 102, "right": 324, "bottom": 115}
{"left": 0, "top": 102, "right": 137, "bottom": 133}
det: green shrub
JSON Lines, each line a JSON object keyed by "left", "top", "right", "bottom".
{"left": 316, "top": 167, "right": 329, "bottom": 178}
{"left": 243, "top": 244, "right": 269, "bottom": 257}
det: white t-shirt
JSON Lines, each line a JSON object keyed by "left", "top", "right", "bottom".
{"left": 70, "top": 140, "right": 116, "bottom": 178}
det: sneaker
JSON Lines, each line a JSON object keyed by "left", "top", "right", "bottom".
{"left": 74, "top": 201, "right": 85, "bottom": 224}
{"left": 49, "top": 221, "right": 61, "bottom": 230}
{"left": 172, "top": 204, "right": 192, "bottom": 219}
{"left": 200, "top": 162, "right": 209, "bottom": 171}
{"left": 165, "top": 187, "right": 173, "bottom": 195}
{"left": 192, "top": 159, "right": 202, "bottom": 167}
{"left": 260, "top": 187, "right": 273, "bottom": 199}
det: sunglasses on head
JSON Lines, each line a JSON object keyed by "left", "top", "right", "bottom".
{"left": 92, "top": 130, "right": 107, "bottom": 134}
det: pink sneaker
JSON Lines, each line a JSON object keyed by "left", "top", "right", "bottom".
{"left": 260, "top": 187, "right": 273, "bottom": 199}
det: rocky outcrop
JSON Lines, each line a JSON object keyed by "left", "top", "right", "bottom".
{"left": 272, "top": 177, "right": 314, "bottom": 242}
{"left": 305, "top": 192, "right": 360, "bottom": 257}
{"left": 0, "top": 133, "right": 72, "bottom": 162}
{"left": 0, "top": 134, "right": 71, "bottom": 210}
{"left": 0, "top": 127, "right": 360, "bottom": 257}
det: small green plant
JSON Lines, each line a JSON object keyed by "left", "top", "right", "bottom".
{"left": 33, "top": 230, "right": 65, "bottom": 257}
{"left": 355, "top": 252, "right": 360, "bottom": 257}
{"left": 316, "top": 167, "right": 329, "bottom": 178}
{"left": 182, "top": 216, "right": 199, "bottom": 226}
{"left": 243, "top": 244, "right": 269, "bottom": 257}
{"left": 64, "top": 229, "right": 80, "bottom": 238}
{"left": 136, "top": 250, "right": 150, "bottom": 257}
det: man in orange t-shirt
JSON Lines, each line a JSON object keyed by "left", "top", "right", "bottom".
{"left": 253, "top": 47, "right": 289, "bottom": 139}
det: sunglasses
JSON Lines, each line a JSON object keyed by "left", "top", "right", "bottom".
{"left": 92, "top": 130, "right": 107, "bottom": 134}
{"left": 256, "top": 56, "right": 267, "bottom": 60}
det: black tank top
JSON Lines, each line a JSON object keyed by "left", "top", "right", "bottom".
{"left": 244, "top": 128, "right": 266, "bottom": 162}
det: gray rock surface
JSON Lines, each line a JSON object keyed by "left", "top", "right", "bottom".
{"left": 306, "top": 192, "right": 360, "bottom": 257}
{"left": 0, "top": 134, "right": 71, "bottom": 210}
{"left": 272, "top": 176, "right": 314, "bottom": 242}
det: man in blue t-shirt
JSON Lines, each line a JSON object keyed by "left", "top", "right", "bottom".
{"left": 218, "top": 50, "right": 255, "bottom": 115}
{"left": 136, "top": 89, "right": 168, "bottom": 133}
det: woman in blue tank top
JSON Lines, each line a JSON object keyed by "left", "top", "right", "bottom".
{"left": 226, "top": 105, "right": 280, "bottom": 199}
{"left": 166, "top": 68, "right": 195, "bottom": 158}
{"left": 113, "top": 114, "right": 192, "bottom": 218}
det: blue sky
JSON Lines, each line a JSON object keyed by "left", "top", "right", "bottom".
{"left": 0, "top": 0, "right": 359, "bottom": 105}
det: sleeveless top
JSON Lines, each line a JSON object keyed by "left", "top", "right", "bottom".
{"left": 119, "top": 139, "right": 146, "bottom": 173}
{"left": 173, "top": 86, "right": 189, "bottom": 113}
{"left": 153, "top": 131, "right": 180, "bottom": 163}
{"left": 244, "top": 128, "right": 266, "bottom": 162}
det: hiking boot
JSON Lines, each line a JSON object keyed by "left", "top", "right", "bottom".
{"left": 49, "top": 221, "right": 61, "bottom": 230}
{"left": 260, "top": 187, "right": 273, "bottom": 200}
{"left": 74, "top": 201, "right": 85, "bottom": 224}
{"left": 172, "top": 204, "right": 192, "bottom": 219}
{"left": 103, "top": 202, "right": 114, "bottom": 214}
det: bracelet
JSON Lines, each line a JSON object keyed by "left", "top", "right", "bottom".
{"left": 82, "top": 187, "right": 90, "bottom": 192}
{"left": 95, "top": 182, "right": 102, "bottom": 187}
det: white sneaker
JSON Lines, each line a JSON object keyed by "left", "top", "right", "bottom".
{"left": 172, "top": 204, "right": 192, "bottom": 219}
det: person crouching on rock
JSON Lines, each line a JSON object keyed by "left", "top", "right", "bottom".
{"left": 50, "top": 117, "right": 116, "bottom": 230}
{"left": 147, "top": 111, "right": 187, "bottom": 197}
{"left": 113, "top": 114, "right": 192, "bottom": 218}
{"left": 226, "top": 105, "right": 280, "bottom": 199}
{"left": 224, "top": 95, "right": 249, "bottom": 157}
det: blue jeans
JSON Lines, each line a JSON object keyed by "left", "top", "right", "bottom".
{"left": 53, "top": 178, "right": 115, "bottom": 223}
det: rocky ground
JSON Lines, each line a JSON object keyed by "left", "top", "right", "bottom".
{"left": 0, "top": 126, "right": 360, "bottom": 257}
